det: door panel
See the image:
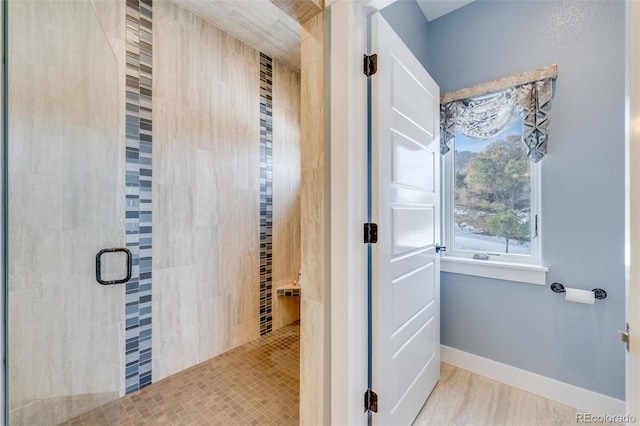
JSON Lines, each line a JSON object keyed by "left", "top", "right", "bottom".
{"left": 391, "top": 133, "right": 435, "bottom": 192}
{"left": 392, "top": 207, "right": 435, "bottom": 256}
{"left": 371, "top": 12, "right": 441, "bottom": 426}
{"left": 391, "top": 60, "right": 435, "bottom": 134}
{"left": 390, "top": 316, "right": 436, "bottom": 409}
{"left": 7, "top": 1, "right": 123, "bottom": 424}
{"left": 391, "top": 263, "right": 435, "bottom": 332}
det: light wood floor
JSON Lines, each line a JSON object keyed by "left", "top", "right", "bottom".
{"left": 414, "top": 363, "right": 619, "bottom": 426}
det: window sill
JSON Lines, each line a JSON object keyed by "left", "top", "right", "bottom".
{"left": 440, "top": 256, "right": 548, "bottom": 286}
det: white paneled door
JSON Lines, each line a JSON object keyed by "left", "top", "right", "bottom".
{"left": 370, "top": 12, "right": 441, "bottom": 426}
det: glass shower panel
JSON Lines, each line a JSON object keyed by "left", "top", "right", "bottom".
{"left": 7, "top": 0, "right": 124, "bottom": 424}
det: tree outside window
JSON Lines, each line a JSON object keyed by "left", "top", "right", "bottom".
{"left": 453, "top": 122, "right": 532, "bottom": 255}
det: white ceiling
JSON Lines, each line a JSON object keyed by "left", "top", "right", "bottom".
{"left": 415, "top": 0, "right": 475, "bottom": 21}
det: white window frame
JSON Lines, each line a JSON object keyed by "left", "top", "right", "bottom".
{"left": 441, "top": 134, "right": 547, "bottom": 285}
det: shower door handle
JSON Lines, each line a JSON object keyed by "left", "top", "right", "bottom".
{"left": 96, "top": 247, "right": 132, "bottom": 285}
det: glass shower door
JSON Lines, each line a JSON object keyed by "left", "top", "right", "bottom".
{"left": 7, "top": 0, "right": 125, "bottom": 424}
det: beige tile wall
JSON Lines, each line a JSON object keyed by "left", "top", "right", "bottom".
{"left": 153, "top": 0, "right": 259, "bottom": 381}
{"left": 272, "top": 60, "right": 302, "bottom": 330}
{"left": 153, "top": 1, "right": 301, "bottom": 382}
{"left": 299, "top": 11, "right": 326, "bottom": 426}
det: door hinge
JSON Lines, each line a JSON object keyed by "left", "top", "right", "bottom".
{"left": 364, "top": 54, "right": 378, "bottom": 77}
{"left": 364, "top": 388, "right": 378, "bottom": 413}
{"left": 534, "top": 214, "right": 539, "bottom": 238}
{"left": 621, "top": 323, "right": 630, "bottom": 352}
{"left": 364, "top": 223, "right": 378, "bottom": 244}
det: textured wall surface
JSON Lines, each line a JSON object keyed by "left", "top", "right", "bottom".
{"left": 380, "top": 0, "right": 430, "bottom": 69}
{"left": 153, "top": 0, "right": 301, "bottom": 383}
{"left": 272, "top": 59, "right": 302, "bottom": 330}
{"left": 299, "top": 11, "right": 326, "bottom": 426}
{"left": 153, "top": 0, "right": 260, "bottom": 381}
{"left": 384, "top": 0, "right": 626, "bottom": 399}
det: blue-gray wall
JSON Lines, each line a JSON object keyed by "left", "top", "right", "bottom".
{"left": 379, "top": 0, "right": 430, "bottom": 67}
{"left": 383, "top": 0, "right": 626, "bottom": 399}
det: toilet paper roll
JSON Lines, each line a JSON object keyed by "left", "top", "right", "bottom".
{"left": 565, "top": 288, "right": 595, "bottom": 305}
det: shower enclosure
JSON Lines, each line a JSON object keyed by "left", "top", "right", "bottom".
{"left": 2, "top": 0, "right": 307, "bottom": 423}
{"left": 5, "top": 1, "right": 125, "bottom": 423}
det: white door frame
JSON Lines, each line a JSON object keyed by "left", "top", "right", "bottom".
{"left": 327, "top": 1, "right": 398, "bottom": 425}
{"left": 626, "top": 1, "right": 640, "bottom": 422}
{"left": 1, "top": 0, "right": 5, "bottom": 421}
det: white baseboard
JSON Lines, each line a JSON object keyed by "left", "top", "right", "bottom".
{"left": 441, "top": 345, "right": 625, "bottom": 416}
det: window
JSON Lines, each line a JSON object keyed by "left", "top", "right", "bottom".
{"left": 439, "top": 68, "right": 556, "bottom": 283}
{"left": 444, "top": 118, "right": 540, "bottom": 265}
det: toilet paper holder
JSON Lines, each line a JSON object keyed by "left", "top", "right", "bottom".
{"left": 550, "top": 282, "right": 607, "bottom": 300}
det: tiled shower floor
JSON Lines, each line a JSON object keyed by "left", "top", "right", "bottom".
{"left": 120, "top": 322, "right": 300, "bottom": 425}
{"left": 65, "top": 322, "right": 300, "bottom": 425}
{"left": 65, "top": 322, "right": 300, "bottom": 426}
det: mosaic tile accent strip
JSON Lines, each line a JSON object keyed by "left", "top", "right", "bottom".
{"left": 277, "top": 288, "right": 301, "bottom": 297}
{"left": 260, "top": 53, "right": 274, "bottom": 336}
{"left": 124, "top": 0, "right": 153, "bottom": 394}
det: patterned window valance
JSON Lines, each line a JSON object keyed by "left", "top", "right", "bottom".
{"left": 440, "top": 66, "right": 556, "bottom": 163}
